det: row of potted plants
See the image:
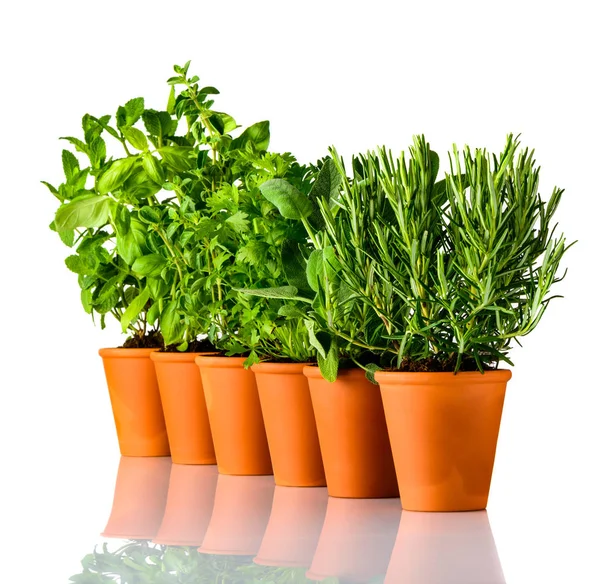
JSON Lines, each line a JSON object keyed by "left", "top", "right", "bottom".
{"left": 77, "top": 457, "right": 504, "bottom": 583}
{"left": 46, "top": 62, "right": 572, "bottom": 512}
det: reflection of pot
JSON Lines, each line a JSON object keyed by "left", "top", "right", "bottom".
{"left": 385, "top": 511, "right": 505, "bottom": 583}
{"left": 307, "top": 498, "right": 401, "bottom": 583}
{"left": 254, "top": 486, "right": 328, "bottom": 568}
{"left": 102, "top": 456, "right": 171, "bottom": 540}
{"left": 153, "top": 464, "right": 218, "bottom": 546}
{"left": 198, "top": 475, "right": 275, "bottom": 556}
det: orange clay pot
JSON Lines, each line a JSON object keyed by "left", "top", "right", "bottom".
{"left": 99, "top": 348, "right": 169, "bottom": 457}
{"left": 304, "top": 367, "right": 398, "bottom": 498}
{"left": 252, "top": 363, "right": 325, "bottom": 487}
{"left": 376, "top": 369, "right": 512, "bottom": 512}
{"left": 150, "top": 351, "right": 216, "bottom": 465}
{"left": 102, "top": 456, "right": 171, "bottom": 540}
{"left": 153, "top": 464, "right": 218, "bottom": 546}
{"left": 254, "top": 486, "right": 328, "bottom": 568}
{"left": 307, "top": 498, "right": 401, "bottom": 583}
{"left": 195, "top": 356, "right": 272, "bottom": 475}
{"left": 385, "top": 510, "right": 505, "bottom": 583}
{"left": 198, "top": 475, "right": 275, "bottom": 555}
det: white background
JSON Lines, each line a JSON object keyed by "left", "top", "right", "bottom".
{"left": 1, "top": 0, "right": 599, "bottom": 582}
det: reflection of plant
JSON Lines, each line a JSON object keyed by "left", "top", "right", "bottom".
{"left": 70, "top": 541, "right": 341, "bottom": 583}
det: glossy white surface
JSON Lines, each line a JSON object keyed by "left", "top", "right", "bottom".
{"left": 2, "top": 1, "right": 599, "bottom": 582}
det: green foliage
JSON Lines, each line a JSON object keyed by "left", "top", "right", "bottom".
{"left": 319, "top": 135, "right": 572, "bottom": 372}
{"left": 69, "top": 541, "right": 334, "bottom": 583}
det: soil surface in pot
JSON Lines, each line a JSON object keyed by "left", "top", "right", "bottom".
{"left": 121, "top": 330, "right": 164, "bottom": 349}
{"left": 387, "top": 355, "right": 495, "bottom": 373}
{"left": 162, "top": 338, "right": 217, "bottom": 353}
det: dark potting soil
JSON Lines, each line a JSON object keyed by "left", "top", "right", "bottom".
{"left": 121, "top": 329, "right": 164, "bottom": 349}
{"left": 394, "top": 355, "right": 494, "bottom": 373}
{"left": 162, "top": 338, "right": 218, "bottom": 353}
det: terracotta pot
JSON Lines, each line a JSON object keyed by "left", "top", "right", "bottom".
{"left": 252, "top": 362, "right": 325, "bottom": 487}
{"left": 303, "top": 366, "right": 398, "bottom": 498}
{"left": 377, "top": 370, "right": 511, "bottom": 511}
{"left": 198, "top": 475, "right": 275, "bottom": 555}
{"left": 151, "top": 351, "right": 216, "bottom": 465}
{"left": 153, "top": 464, "right": 218, "bottom": 546}
{"left": 385, "top": 511, "right": 505, "bottom": 583}
{"left": 254, "top": 486, "right": 328, "bottom": 567}
{"left": 102, "top": 456, "right": 171, "bottom": 540}
{"left": 307, "top": 498, "right": 401, "bottom": 582}
{"left": 99, "top": 348, "right": 169, "bottom": 457}
{"left": 195, "top": 356, "right": 272, "bottom": 475}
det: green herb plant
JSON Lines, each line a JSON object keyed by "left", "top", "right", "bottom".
{"left": 324, "top": 134, "right": 571, "bottom": 373}
{"left": 138, "top": 64, "right": 318, "bottom": 358}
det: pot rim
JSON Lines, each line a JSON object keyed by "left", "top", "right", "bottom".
{"left": 303, "top": 366, "right": 368, "bottom": 380}
{"left": 375, "top": 368, "right": 512, "bottom": 385}
{"left": 150, "top": 351, "right": 218, "bottom": 363}
{"left": 253, "top": 557, "right": 306, "bottom": 568}
{"left": 197, "top": 547, "right": 256, "bottom": 556}
{"left": 98, "top": 347, "right": 159, "bottom": 358}
{"left": 251, "top": 362, "right": 311, "bottom": 374}
{"left": 194, "top": 355, "right": 248, "bottom": 369}
{"left": 152, "top": 537, "right": 205, "bottom": 546}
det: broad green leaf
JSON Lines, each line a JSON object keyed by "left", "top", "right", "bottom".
{"left": 147, "top": 276, "right": 168, "bottom": 300}
{"left": 60, "top": 136, "right": 88, "bottom": 154}
{"left": 49, "top": 220, "right": 75, "bottom": 247}
{"left": 305, "top": 319, "right": 327, "bottom": 358}
{"left": 158, "top": 146, "right": 195, "bottom": 172}
{"left": 225, "top": 211, "right": 249, "bottom": 233}
{"left": 278, "top": 305, "right": 306, "bottom": 319}
{"left": 161, "top": 300, "right": 184, "bottom": 345}
{"left": 215, "top": 112, "right": 237, "bottom": 133}
{"left": 124, "top": 97, "right": 144, "bottom": 126}
{"left": 132, "top": 254, "right": 167, "bottom": 277}
{"left": 142, "top": 154, "right": 164, "bottom": 185}
{"left": 310, "top": 158, "right": 342, "bottom": 204}
{"left": 167, "top": 85, "right": 176, "bottom": 114}
{"left": 142, "top": 109, "right": 161, "bottom": 136}
{"left": 117, "top": 217, "right": 146, "bottom": 265}
{"left": 65, "top": 255, "right": 92, "bottom": 275}
{"left": 236, "top": 285, "right": 304, "bottom": 300}
{"left": 259, "top": 179, "right": 313, "bottom": 220}
{"left": 120, "top": 288, "right": 150, "bottom": 333}
{"left": 55, "top": 195, "right": 111, "bottom": 230}
{"left": 123, "top": 127, "right": 148, "bottom": 151}
{"left": 231, "top": 120, "right": 270, "bottom": 151}
{"left": 282, "top": 239, "right": 309, "bottom": 291}
{"left": 139, "top": 206, "right": 162, "bottom": 224}
{"left": 365, "top": 363, "right": 382, "bottom": 384}
{"left": 89, "top": 137, "right": 106, "bottom": 168}
{"left": 97, "top": 157, "right": 138, "bottom": 193}
{"left": 62, "top": 150, "right": 79, "bottom": 181}
{"left": 146, "top": 301, "right": 161, "bottom": 325}
{"left": 199, "top": 86, "right": 220, "bottom": 95}
{"left": 307, "top": 247, "right": 340, "bottom": 292}
{"left": 317, "top": 337, "right": 339, "bottom": 382}
{"left": 80, "top": 288, "right": 93, "bottom": 314}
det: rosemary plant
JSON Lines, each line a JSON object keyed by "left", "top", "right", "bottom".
{"left": 325, "top": 134, "right": 571, "bottom": 372}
